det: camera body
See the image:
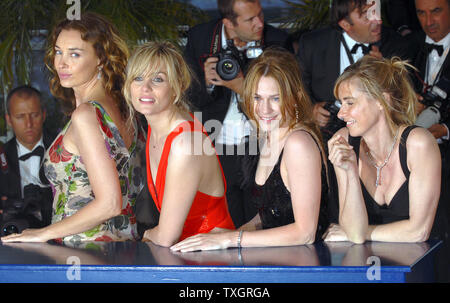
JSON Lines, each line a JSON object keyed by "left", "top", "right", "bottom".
{"left": 0, "top": 184, "right": 47, "bottom": 236}
{"left": 214, "top": 39, "right": 263, "bottom": 81}
{"left": 416, "top": 76, "right": 450, "bottom": 129}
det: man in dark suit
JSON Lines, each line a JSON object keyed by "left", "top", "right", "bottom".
{"left": 297, "top": 0, "right": 415, "bottom": 224}
{"left": 0, "top": 86, "right": 54, "bottom": 230}
{"left": 297, "top": 0, "right": 415, "bottom": 143}
{"left": 412, "top": 0, "right": 450, "bottom": 182}
{"left": 413, "top": 0, "right": 450, "bottom": 139}
{"left": 184, "top": 0, "right": 291, "bottom": 227}
{"left": 411, "top": 0, "right": 450, "bottom": 281}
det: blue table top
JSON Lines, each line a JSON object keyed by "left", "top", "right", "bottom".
{"left": 0, "top": 240, "right": 442, "bottom": 283}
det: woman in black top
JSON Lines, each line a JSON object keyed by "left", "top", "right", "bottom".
{"left": 171, "top": 48, "right": 328, "bottom": 252}
{"left": 324, "top": 55, "right": 441, "bottom": 243}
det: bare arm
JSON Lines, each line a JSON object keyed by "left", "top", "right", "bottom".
{"left": 366, "top": 128, "right": 441, "bottom": 242}
{"left": 170, "top": 130, "right": 323, "bottom": 251}
{"left": 142, "top": 132, "right": 214, "bottom": 247}
{"left": 326, "top": 128, "right": 368, "bottom": 244}
{"left": 2, "top": 103, "right": 124, "bottom": 242}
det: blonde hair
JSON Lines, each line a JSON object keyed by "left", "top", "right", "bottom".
{"left": 123, "top": 41, "right": 192, "bottom": 119}
{"left": 45, "top": 12, "right": 129, "bottom": 117}
{"left": 334, "top": 55, "right": 417, "bottom": 136}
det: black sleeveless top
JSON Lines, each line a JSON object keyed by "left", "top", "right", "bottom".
{"left": 251, "top": 149, "right": 294, "bottom": 228}
{"left": 348, "top": 125, "right": 447, "bottom": 239}
{"left": 240, "top": 131, "right": 329, "bottom": 241}
{"left": 348, "top": 126, "right": 416, "bottom": 225}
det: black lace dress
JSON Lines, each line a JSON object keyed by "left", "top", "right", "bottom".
{"left": 239, "top": 140, "right": 329, "bottom": 242}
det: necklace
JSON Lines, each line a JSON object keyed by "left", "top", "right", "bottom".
{"left": 364, "top": 129, "right": 400, "bottom": 187}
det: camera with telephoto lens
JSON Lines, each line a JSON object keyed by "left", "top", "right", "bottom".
{"left": 215, "top": 39, "right": 263, "bottom": 81}
{"left": 415, "top": 76, "right": 450, "bottom": 129}
{"left": 323, "top": 100, "right": 346, "bottom": 140}
{"left": 0, "top": 184, "right": 46, "bottom": 236}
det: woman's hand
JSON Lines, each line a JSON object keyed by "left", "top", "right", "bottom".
{"left": 322, "top": 223, "right": 349, "bottom": 242}
{"left": 170, "top": 231, "right": 237, "bottom": 253}
{"left": 328, "top": 134, "right": 357, "bottom": 171}
{"left": 1, "top": 228, "right": 50, "bottom": 243}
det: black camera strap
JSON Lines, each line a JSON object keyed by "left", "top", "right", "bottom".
{"left": 339, "top": 34, "right": 355, "bottom": 65}
{"left": 210, "top": 21, "right": 222, "bottom": 56}
{"left": 416, "top": 56, "right": 446, "bottom": 94}
{"left": 208, "top": 20, "right": 264, "bottom": 57}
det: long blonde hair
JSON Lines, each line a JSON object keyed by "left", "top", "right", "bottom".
{"left": 334, "top": 55, "right": 417, "bottom": 136}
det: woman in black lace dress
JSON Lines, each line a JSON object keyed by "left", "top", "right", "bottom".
{"left": 171, "top": 48, "right": 329, "bottom": 252}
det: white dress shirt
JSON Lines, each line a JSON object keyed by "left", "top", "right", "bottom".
{"left": 425, "top": 32, "right": 450, "bottom": 141}
{"left": 215, "top": 24, "right": 254, "bottom": 146}
{"left": 425, "top": 32, "right": 450, "bottom": 86}
{"left": 340, "top": 32, "right": 368, "bottom": 75}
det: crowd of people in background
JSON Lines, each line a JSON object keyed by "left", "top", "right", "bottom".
{"left": 0, "top": 0, "right": 449, "bottom": 280}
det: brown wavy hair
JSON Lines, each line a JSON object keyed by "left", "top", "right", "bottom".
{"left": 45, "top": 12, "right": 130, "bottom": 117}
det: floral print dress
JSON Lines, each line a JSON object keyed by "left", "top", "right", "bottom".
{"left": 43, "top": 101, "right": 146, "bottom": 244}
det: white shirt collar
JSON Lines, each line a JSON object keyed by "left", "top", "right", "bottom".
{"left": 221, "top": 24, "right": 257, "bottom": 51}
{"left": 425, "top": 32, "right": 450, "bottom": 48}
{"left": 16, "top": 136, "right": 44, "bottom": 157}
{"left": 343, "top": 31, "right": 369, "bottom": 50}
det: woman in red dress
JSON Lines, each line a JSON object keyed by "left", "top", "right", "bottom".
{"left": 123, "top": 41, "right": 235, "bottom": 246}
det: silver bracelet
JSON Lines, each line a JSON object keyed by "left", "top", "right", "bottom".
{"left": 237, "top": 230, "right": 243, "bottom": 249}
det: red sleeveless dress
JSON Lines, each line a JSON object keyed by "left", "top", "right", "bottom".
{"left": 146, "top": 115, "right": 235, "bottom": 241}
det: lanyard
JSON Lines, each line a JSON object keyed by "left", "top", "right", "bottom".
{"left": 339, "top": 34, "right": 355, "bottom": 65}
{"left": 424, "top": 48, "right": 448, "bottom": 90}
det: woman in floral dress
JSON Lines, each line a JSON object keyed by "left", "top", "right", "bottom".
{"left": 1, "top": 13, "right": 145, "bottom": 244}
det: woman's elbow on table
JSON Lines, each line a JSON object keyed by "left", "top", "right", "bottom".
{"left": 100, "top": 195, "right": 123, "bottom": 219}
{"left": 346, "top": 228, "right": 367, "bottom": 244}
{"left": 292, "top": 225, "right": 317, "bottom": 246}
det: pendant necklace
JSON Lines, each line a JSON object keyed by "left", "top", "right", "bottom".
{"left": 364, "top": 128, "right": 399, "bottom": 187}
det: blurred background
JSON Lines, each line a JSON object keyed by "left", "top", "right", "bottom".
{"left": 0, "top": 0, "right": 390, "bottom": 142}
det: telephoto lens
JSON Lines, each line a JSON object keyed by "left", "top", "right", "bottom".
{"left": 217, "top": 57, "right": 240, "bottom": 81}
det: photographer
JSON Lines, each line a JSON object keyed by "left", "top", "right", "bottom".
{"left": 413, "top": 0, "right": 450, "bottom": 203}
{"left": 0, "top": 86, "right": 54, "bottom": 236}
{"left": 412, "top": 0, "right": 450, "bottom": 282}
{"left": 413, "top": 0, "right": 450, "bottom": 142}
{"left": 184, "top": 0, "right": 291, "bottom": 227}
{"left": 297, "top": 0, "right": 414, "bottom": 144}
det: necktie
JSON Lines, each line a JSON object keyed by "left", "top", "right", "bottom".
{"left": 19, "top": 146, "right": 44, "bottom": 161}
{"left": 424, "top": 43, "right": 444, "bottom": 56}
{"left": 351, "top": 43, "right": 370, "bottom": 55}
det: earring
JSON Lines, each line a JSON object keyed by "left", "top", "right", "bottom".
{"left": 97, "top": 66, "right": 103, "bottom": 80}
{"left": 295, "top": 108, "right": 299, "bottom": 122}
